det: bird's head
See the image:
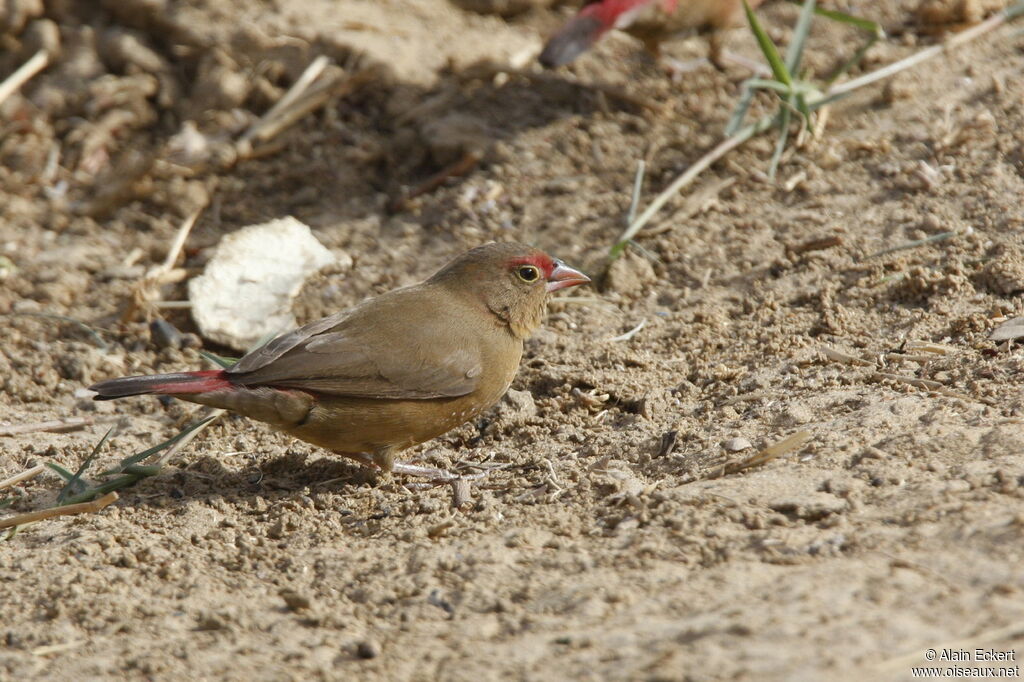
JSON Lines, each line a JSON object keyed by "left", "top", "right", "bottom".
{"left": 429, "top": 242, "right": 591, "bottom": 339}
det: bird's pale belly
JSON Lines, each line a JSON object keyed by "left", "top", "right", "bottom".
{"left": 288, "top": 378, "right": 514, "bottom": 455}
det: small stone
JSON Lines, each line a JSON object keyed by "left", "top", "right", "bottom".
{"left": 196, "top": 612, "right": 226, "bottom": 631}
{"left": 149, "top": 318, "right": 183, "bottom": 349}
{"left": 267, "top": 519, "right": 286, "bottom": 539}
{"left": 722, "top": 437, "right": 752, "bottom": 452}
{"left": 279, "top": 588, "right": 311, "bottom": 612}
{"left": 356, "top": 639, "right": 381, "bottom": 659}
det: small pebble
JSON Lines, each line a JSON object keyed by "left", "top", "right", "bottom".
{"left": 196, "top": 612, "right": 226, "bottom": 631}
{"left": 722, "top": 437, "right": 752, "bottom": 452}
{"left": 356, "top": 639, "right": 381, "bottom": 659}
{"left": 279, "top": 588, "right": 311, "bottom": 612}
{"left": 150, "top": 318, "right": 183, "bottom": 350}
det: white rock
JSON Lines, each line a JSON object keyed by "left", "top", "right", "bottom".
{"left": 189, "top": 217, "right": 338, "bottom": 351}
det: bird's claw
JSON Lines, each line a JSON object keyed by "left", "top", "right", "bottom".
{"left": 392, "top": 461, "right": 489, "bottom": 484}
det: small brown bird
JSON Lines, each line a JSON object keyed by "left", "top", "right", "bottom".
{"left": 89, "top": 243, "right": 590, "bottom": 479}
{"left": 539, "top": 0, "right": 767, "bottom": 70}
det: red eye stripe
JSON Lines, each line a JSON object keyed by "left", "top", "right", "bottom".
{"left": 508, "top": 253, "right": 556, "bottom": 279}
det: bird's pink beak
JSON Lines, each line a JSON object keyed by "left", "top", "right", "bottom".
{"left": 546, "top": 260, "right": 591, "bottom": 292}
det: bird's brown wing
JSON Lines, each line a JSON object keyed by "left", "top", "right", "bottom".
{"left": 226, "top": 291, "right": 483, "bottom": 400}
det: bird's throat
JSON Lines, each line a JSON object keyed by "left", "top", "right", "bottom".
{"left": 489, "top": 298, "right": 546, "bottom": 340}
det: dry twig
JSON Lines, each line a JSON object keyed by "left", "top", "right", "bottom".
{"left": 607, "top": 319, "right": 647, "bottom": 343}
{"left": 820, "top": 346, "right": 873, "bottom": 366}
{"left": 0, "top": 50, "right": 49, "bottom": 109}
{"left": 237, "top": 61, "right": 377, "bottom": 157}
{"left": 0, "top": 465, "right": 46, "bottom": 491}
{"left": 0, "top": 491, "right": 118, "bottom": 530}
{"left": 389, "top": 150, "right": 484, "bottom": 211}
{"left": 0, "top": 416, "right": 115, "bottom": 437}
{"left": 122, "top": 206, "right": 203, "bottom": 321}
{"left": 707, "top": 430, "right": 812, "bottom": 479}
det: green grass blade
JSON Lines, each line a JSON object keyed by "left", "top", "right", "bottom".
{"left": 626, "top": 160, "right": 646, "bottom": 227}
{"left": 46, "top": 462, "right": 76, "bottom": 482}
{"left": 807, "top": 90, "right": 851, "bottom": 111}
{"left": 811, "top": 6, "right": 885, "bottom": 37}
{"left": 57, "top": 425, "right": 116, "bottom": 504}
{"left": 122, "top": 464, "right": 164, "bottom": 476}
{"left": 824, "top": 30, "right": 880, "bottom": 85}
{"left": 61, "top": 473, "right": 146, "bottom": 506}
{"left": 768, "top": 105, "right": 792, "bottom": 180}
{"left": 785, "top": 0, "right": 816, "bottom": 73}
{"left": 744, "top": 0, "right": 792, "bottom": 87}
{"left": 62, "top": 415, "right": 217, "bottom": 505}
{"left": 725, "top": 81, "right": 757, "bottom": 136}
{"left": 105, "top": 414, "right": 219, "bottom": 473}
{"left": 199, "top": 350, "right": 239, "bottom": 368}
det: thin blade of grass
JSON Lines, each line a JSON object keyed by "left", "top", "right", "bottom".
{"left": 768, "top": 104, "right": 792, "bottom": 179}
{"left": 626, "top": 160, "right": 646, "bottom": 227}
{"left": 612, "top": 111, "right": 779, "bottom": 254}
{"left": 65, "top": 411, "right": 222, "bottom": 505}
{"left": 811, "top": 6, "right": 886, "bottom": 36}
{"left": 57, "top": 425, "right": 116, "bottom": 504}
{"left": 45, "top": 462, "right": 76, "bottom": 482}
{"left": 61, "top": 474, "right": 147, "bottom": 505}
{"left": 823, "top": 23, "right": 882, "bottom": 85}
{"left": 105, "top": 413, "right": 219, "bottom": 474}
{"left": 739, "top": 78, "right": 796, "bottom": 94}
{"left": 725, "top": 81, "right": 757, "bottom": 135}
{"left": 199, "top": 350, "right": 239, "bottom": 368}
{"left": 3, "top": 312, "right": 110, "bottom": 350}
{"left": 744, "top": 0, "right": 792, "bottom": 87}
{"left": 785, "top": 0, "right": 817, "bottom": 73}
{"left": 824, "top": 7, "right": 1018, "bottom": 99}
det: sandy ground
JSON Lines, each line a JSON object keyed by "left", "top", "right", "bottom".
{"left": 2, "top": 0, "right": 1024, "bottom": 679}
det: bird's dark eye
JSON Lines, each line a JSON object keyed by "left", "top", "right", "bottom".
{"left": 516, "top": 265, "right": 540, "bottom": 283}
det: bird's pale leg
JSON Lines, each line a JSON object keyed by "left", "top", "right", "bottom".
{"left": 337, "top": 450, "right": 470, "bottom": 483}
{"left": 660, "top": 55, "right": 708, "bottom": 82}
{"left": 709, "top": 31, "right": 771, "bottom": 76}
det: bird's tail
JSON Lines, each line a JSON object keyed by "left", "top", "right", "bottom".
{"left": 89, "top": 370, "right": 231, "bottom": 400}
{"left": 539, "top": 14, "right": 607, "bottom": 67}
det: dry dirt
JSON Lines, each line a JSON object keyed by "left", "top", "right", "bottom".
{"left": 2, "top": 1, "right": 1024, "bottom": 680}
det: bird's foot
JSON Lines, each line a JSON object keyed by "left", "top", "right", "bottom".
{"left": 713, "top": 49, "right": 772, "bottom": 77}
{"left": 660, "top": 56, "right": 708, "bottom": 83}
{"left": 342, "top": 452, "right": 486, "bottom": 485}
{"left": 391, "top": 461, "right": 479, "bottom": 482}
{"left": 661, "top": 50, "right": 769, "bottom": 82}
